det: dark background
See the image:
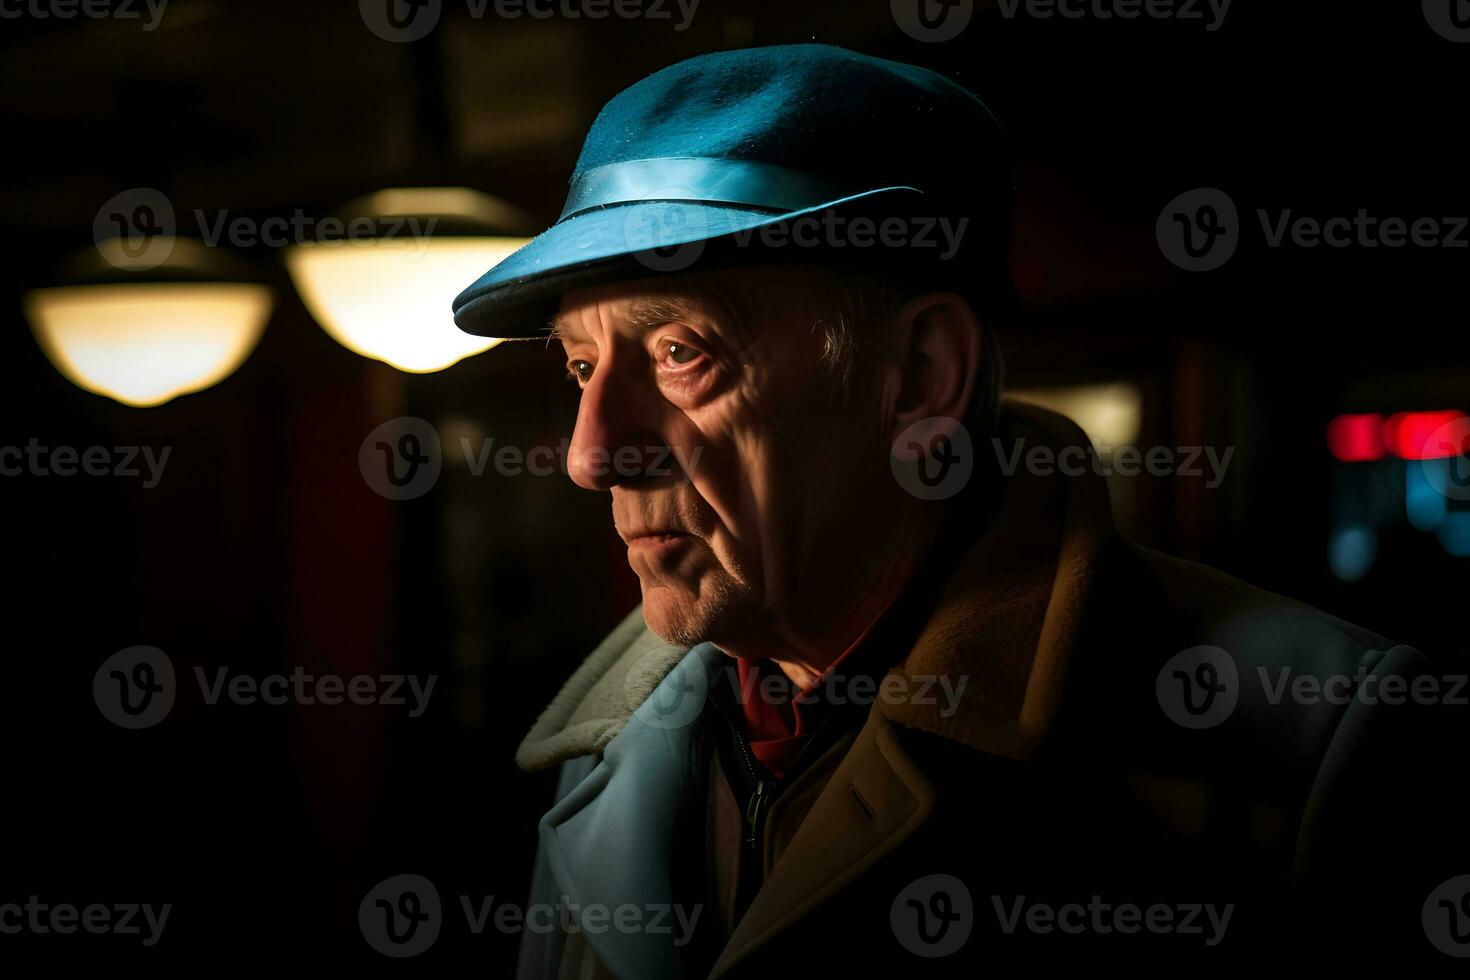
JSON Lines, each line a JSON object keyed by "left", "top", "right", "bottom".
{"left": 1, "top": 0, "right": 1466, "bottom": 973}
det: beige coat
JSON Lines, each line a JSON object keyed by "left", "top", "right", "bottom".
{"left": 512, "top": 402, "right": 1462, "bottom": 978}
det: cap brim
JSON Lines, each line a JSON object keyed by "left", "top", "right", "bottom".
{"left": 451, "top": 187, "right": 923, "bottom": 339}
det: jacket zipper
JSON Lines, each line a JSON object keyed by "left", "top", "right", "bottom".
{"left": 729, "top": 722, "right": 769, "bottom": 851}
{"left": 744, "top": 777, "right": 768, "bottom": 849}
{"left": 718, "top": 684, "right": 843, "bottom": 922}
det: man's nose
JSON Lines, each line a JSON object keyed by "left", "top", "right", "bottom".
{"left": 566, "top": 369, "right": 669, "bottom": 491}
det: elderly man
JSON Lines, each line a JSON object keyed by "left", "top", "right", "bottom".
{"left": 452, "top": 45, "right": 1462, "bottom": 979}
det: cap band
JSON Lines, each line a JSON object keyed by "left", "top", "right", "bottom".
{"left": 559, "top": 157, "right": 856, "bottom": 221}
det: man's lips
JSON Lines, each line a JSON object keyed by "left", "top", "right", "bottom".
{"left": 622, "top": 530, "right": 693, "bottom": 544}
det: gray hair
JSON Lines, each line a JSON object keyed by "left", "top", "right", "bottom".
{"left": 815, "top": 270, "right": 1007, "bottom": 442}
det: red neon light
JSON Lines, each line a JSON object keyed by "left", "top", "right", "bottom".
{"left": 1327, "top": 413, "right": 1385, "bottom": 461}
{"left": 1383, "top": 410, "right": 1469, "bottom": 460}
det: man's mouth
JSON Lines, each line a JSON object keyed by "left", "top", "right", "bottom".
{"left": 623, "top": 530, "right": 696, "bottom": 560}
{"left": 625, "top": 530, "right": 692, "bottom": 545}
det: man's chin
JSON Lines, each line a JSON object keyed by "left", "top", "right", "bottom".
{"left": 638, "top": 576, "right": 752, "bottom": 649}
{"left": 638, "top": 583, "right": 708, "bottom": 647}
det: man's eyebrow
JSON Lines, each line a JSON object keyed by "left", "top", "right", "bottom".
{"left": 547, "top": 315, "right": 584, "bottom": 347}
{"left": 625, "top": 296, "right": 710, "bottom": 331}
{"left": 548, "top": 290, "right": 734, "bottom": 347}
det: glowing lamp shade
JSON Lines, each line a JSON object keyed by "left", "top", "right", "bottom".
{"left": 285, "top": 189, "right": 533, "bottom": 373}
{"left": 23, "top": 282, "right": 273, "bottom": 408}
{"left": 287, "top": 236, "right": 525, "bottom": 373}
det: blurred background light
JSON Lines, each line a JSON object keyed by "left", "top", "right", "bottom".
{"left": 286, "top": 187, "right": 530, "bottom": 373}
{"left": 1008, "top": 381, "right": 1144, "bottom": 450}
{"left": 1440, "top": 513, "right": 1470, "bottom": 558}
{"left": 1383, "top": 409, "right": 1466, "bottom": 460}
{"left": 1326, "top": 412, "right": 1385, "bottom": 462}
{"left": 21, "top": 237, "right": 273, "bottom": 408}
{"left": 1405, "top": 459, "right": 1449, "bottom": 531}
{"left": 1328, "top": 525, "right": 1377, "bottom": 582}
{"left": 24, "top": 282, "right": 272, "bottom": 408}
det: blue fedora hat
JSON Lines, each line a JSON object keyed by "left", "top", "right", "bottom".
{"left": 452, "top": 43, "right": 1013, "bottom": 339}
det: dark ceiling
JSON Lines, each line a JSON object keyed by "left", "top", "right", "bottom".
{"left": 3, "top": 0, "right": 1464, "bottom": 339}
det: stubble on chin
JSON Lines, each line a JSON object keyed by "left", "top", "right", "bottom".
{"left": 638, "top": 557, "right": 760, "bottom": 650}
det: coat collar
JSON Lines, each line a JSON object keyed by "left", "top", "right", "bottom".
{"left": 708, "top": 402, "right": 1113, "bottom": 975}
{"left": 536, "top": 642, "right": 727, "bottom": 980}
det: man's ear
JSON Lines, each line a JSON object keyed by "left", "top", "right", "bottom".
{"left": 886, "top": 291, "right": 983, "bottom": 461}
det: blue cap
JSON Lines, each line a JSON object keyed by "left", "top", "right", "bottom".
{"left": 452, "top": 43, "right": 1012, "bottom": 339}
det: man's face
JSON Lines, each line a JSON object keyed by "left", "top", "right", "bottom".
{"left": 553, "top": 266, "right": 895, "bottom": 652}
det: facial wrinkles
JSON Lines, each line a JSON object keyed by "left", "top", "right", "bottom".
{"left": 573, "top": 282, "right": 822, "bottom": 627}
{"left": 592, "top": 295, "right": 734, "bottom": 566}
{"left": 655, "top": 293, "right": 774, "bottom": 559}
{"left": 726, "top": 322, "right": 823, "bottom": 615}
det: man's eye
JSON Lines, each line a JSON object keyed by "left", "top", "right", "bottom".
{"left": 567, "top": 360, "right": 593, "bottom": 385}
{"left": 663, "top": 340, "right": 701, "bottom": 365}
